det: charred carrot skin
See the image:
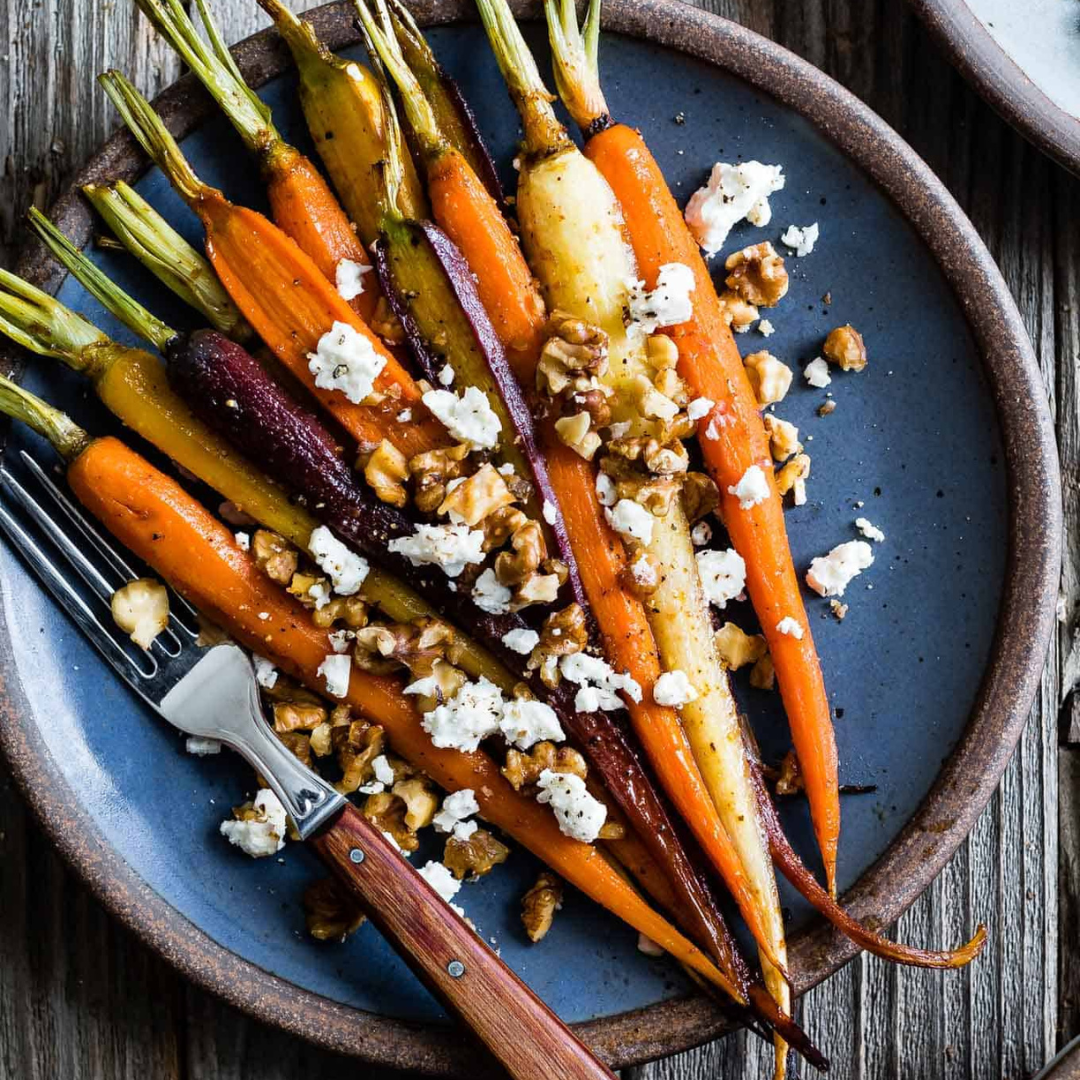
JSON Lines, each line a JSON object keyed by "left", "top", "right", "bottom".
{"left": 64, "top": 434, "right": 740, "bottom": 999}
{"left": 586, "top": 122, "right": 841, "bottom": 893}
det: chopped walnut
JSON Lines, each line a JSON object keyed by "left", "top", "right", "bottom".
{"left": 527, "top": 604, "right": 589, "bottom": 688}
{"left": 273, "top": 700, "right": 328, "bottom": 734}
{"left": 572, "top": 388, "right": 612, "bottom": 430}
{"left": 717, "top": 289, "right": 760, "bottom": 332}
{"left": 252, "top": 529, "right": 299, "bottom": 585}
{"left": 481, "top": 504, "right": 528, "bottom": 552}
{"left": 361, "top": 790, "right": 419, "bottom": 851}
{"left": 830, "top": 599, "right": 848, "bottom": 621}
{"left": 554, "top": 411, "right": 602, "bottom": 461}
{"left": 444, "top": 827, "right": 510, "bottom": 880}
{"left": 514, "top": 572, "right": 561, "bottom": 607}
{"left": 261, "top": 673, "right": 323, "bottom": 706}
{"left": 502, "top": 741, "right": 587, "bottom": 791}
{"left": 277, "top": 730, "right": 313, "bottom": 768}
{"left": 714, "top": 622, "right": 768, "bottom": 671}
{"left": 309, "top": 721, "right": 333, "bottom": 757}
{"left": 646, "top": 333, "right": 680, "bottom": 369}
{"left": 749, "top": 652, "right": 776, "bottom": 690}
{"left": 762, "top": 415, "right": 800, "bottom": 462}
{"left": 775, "top": 453, "right": 811, "bottom": 505}
{"left": 362, "top": 439, "right": 410, "bottom": 508}
{"left": 313, "top": 596, "right": 369, "bottom": 629}
{"left": 303, "top": 876, "right": 366, "bottom": 942}
{"left": 438, "top": 463, "right": 516, "bottom": 526}
{"left": 371, "top": 295, "right": 406, "bottom": 344}
{"left": 775, "top": 750, "right": 804, "bottom": 795}
{"left": 681, "top": 472, "right": 720, "bottom": 524}
{"left": 333, "top": 718, "right": 385, "bottom": 794}
{"left": 521, "top": 871, "right": 563, "bottom": 943}
{"left": 600, "top": 454, "right": 681, "bottom": 517}
{"left": 823, "top": 324, "right": 867, "bottom": 371}
{"left": 403, "top": 658, "right": 467, "bottom": 714}
{"left": 409, "top": 442, "right": 472, "bottom": 514}
{"left": 391, "top": 777, "right": 438, "bottom": 830}
{"left": 536, "top": 310, "right": 609, "bottom": 397}
{"left": 621, "top": 548, "right": 660, "bottom": 597}
{"left": 724, "top": 241, "right": 789, "bottom": 308}
{"left": 744, "top": 351, "right": 793, "bottom": 407}
{"left": 353, "top": 617, "right": 461, "bottom": 679}
{"left": 818, "top": 399, "right": 836, "bottom": 417}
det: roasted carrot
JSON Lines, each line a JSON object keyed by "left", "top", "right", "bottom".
{"left": 98, "top": 70, "right": 444, "bottom": 460}
{"left": 134, "top": 0, "right": 380, "bottom": 323}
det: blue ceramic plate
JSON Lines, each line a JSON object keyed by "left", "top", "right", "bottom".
{"left": 0, "top": 1, "right": 1061, "bottom": 1072}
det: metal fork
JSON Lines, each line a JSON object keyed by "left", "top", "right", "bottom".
{"left": 0, "top": 448, "right": 615, "bottom": 1080}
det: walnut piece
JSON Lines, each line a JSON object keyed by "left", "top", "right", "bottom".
{"left": 681, "top": 472, "right": 720, "bottom": 524}
{"left": 273, "top": 700, "right": 328, "bottom": 734}
{"left": 749, "top": 652, "right": 776, "bottom": 690}
{"left": 309, "top": 721, "right": 333, "bottom": 757}
{"left": 521, "top": 871, "right": 563, "bottom": 943}
{"left": 391, "top": 777, "right": 439, "bottom": 830}
{"left": 774, "top": 749, "right": 804, "bottom": 795}
{"left": 443, "top": 827, "right": 510, "bottom": 880}
{"left": 762, "top": 415, "right": 801, "bottom": 461}
{"left": 252, "top": 529, "right": 299, "bottom": 585}
{"left": 714, "top": 622, "right": 768, "bottom": 671}
{"left": 830, "top": 599, "right": 848, "bottom": 621}
{"left": 724, "top": 242, "right": 789, "bottom": 308}
{"left": 554, "top": 411, "right": 602, "bottom": 461}
{"left": 717, "top": 289, "right": 759, "bottom": 332}
{"left": 744, "top": 350, "right": 793, "bottom": 407}
{"left": 646, "top": 333, "right": 680, "bottom": 368}
{"left": 502, "top": 741, "right": 587, "bottom": 791}
{"left": 333, "top": 718, "right": 385, "bottom": 794}
{"left": 527, "top": 604, "right": 589, "bottom": 688}
{"left": 775, "top": 453, "right": 811, "bottom": 505}
{"left": 371, "top": 295, "right": 406, "bottom": 344}
{"left": 311, "top": 594, "right": 369, "bottom": 630}
{"left": 277, "top": 730, "right": 312, "bottom": 768}
{"left": 363, "top": 438, "right": 410, "bottom": 508}
{"left": 353, "top": 617, "right": 461, "bottom": 679}
{"left": 438, "top": 463, "right": 516, "bottom": 526}
{"left": 537, "top": 310, "right": 609, "bottom": 397}
{"left": 409, "top": 442, "right": 471, "bottom": 514}
{"left": 823, "top": 324, "right": 867, "bottom": 371}
{"left": 362, "top": 790, "right": 419, "bottom": 851}
{"left": 303, "top": 876, "right": 366, "bottom": 942}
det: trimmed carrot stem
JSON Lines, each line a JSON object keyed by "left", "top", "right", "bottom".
{"left": 585, "top": 122, "right": 840, "bottom": 894}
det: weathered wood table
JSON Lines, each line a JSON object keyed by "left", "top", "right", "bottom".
{"left": 0, "top": 1, "right": 1075, "bottom": 1077}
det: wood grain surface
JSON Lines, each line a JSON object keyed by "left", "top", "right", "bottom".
{"left": 0, "top": 1, "right": 1073, "bottom": 1078}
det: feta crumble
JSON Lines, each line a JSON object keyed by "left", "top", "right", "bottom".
{"left": 328, "top": 629, "right": 353, "bottom": 654}
{"left": 502, "top": 627, "right": 540, "bottom": 654}
{"left": 605, "top": 498, "right": 655, "bottom": 544}
{"left": 500, "top": 698, "right": 565, "bottom": 750}
{"left": 804, "top": 357, "right": 832, "bottom": 388}
{"left": 691, "top": 520, "right": 713, "bottom": 546}
{"left": 453, "top": 819, "right": 478, "bottom": 841}
{"left": 758, "top": 318, "right": 775, "bottom": 337}
{"left": 472, "top": 567, "right": 512, "bottom": 614}
{"left": 559, "top": 652, "right": 642, "bottom": 713}
{"left": 595, "top": 471, "right": 617, "bottom": 507}
{"left": 421, "top": 676, "right": 505, "bottom": 751}
{"left": 234, "top": 531, "right": 250, "bottom": 551}
{"left": 220, "top": 789, "right": 287, "bottom": 857}
{"left": 308, "top": 320, "right": 386, "bottom": 404}
{"left": 186, "top": 736, "right": 222, "bottom": 755}
{"left": 308, "top": 581, "right": 331, "bottom": 609}
{"left": 654, "top": 670, "right": 698, "bottom": 707}
{"left": 684, "top": 161, "right": 786, "bottom": 255}
{"left": 318, "top": 652, "right": 352, "bottom": 698}
{"left": 372, "top": 755, "right": 395, "bottom": 786}
{"left": 687, "top": 396, "right": 715, "bottom": 421}
{"left": 855, "top": 517, "right": 886, "bottom": 542}
{"left": 629, "top": 552, "right": 658, "bottom": 588}
{"left": 422, "top": 386, "right": 501, "bottom": 450}
{"left": 252, "top": 654, "right": 278, "bottom": 689}
{"left": 780, "top": 223, "right": 819, "bottom": 257}
{"left": 625, "top": 262, "right": 695, "bottom": 334}
{"left": 417, "top": 860, "right": 463, "bottom": 905}
{"left": 388, "top": 523, "right": 486, "bottom": 578}
{"left": 535, "top": 769, "right": 607, "bottom": 843}
{"left": 776, "top": 616, "right": 804, "bottom": 639}
{"left": 309, "top": 525, "right": 369, "bottom": 595}
{"left": 437, "top": 363, "right": 455, "bottom": 386}
{"left": 806, "top": 540, "right": 874, "bottom": 597}
{"left": 335, "top": 257, "right": 372, "bottom": 301}
{"left": 697, "top": 548, "right": 747, "bottom": 608}
{"left": 728, "top": 464, "right": 770, "bottom": 509}
{"left": 542, "top": 498, "right": 557, "bottom": 525}
{"left": 433, "top": 789, "right": 480, "bottom": 833}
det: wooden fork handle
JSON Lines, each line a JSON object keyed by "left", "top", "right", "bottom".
{"left": 310, "top": 802, "right": 616, "bottom": 1080}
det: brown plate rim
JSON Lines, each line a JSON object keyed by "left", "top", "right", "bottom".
{"left": 907, "top": 0, "right": 1080, "bottom": 177}
{"left": 0, "top": 0, "right": 1062, "bottom": 1073}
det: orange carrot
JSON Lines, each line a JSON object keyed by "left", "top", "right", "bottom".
{"left": 586, "top": 122, "right": 840, "bottom": 893}
{"left": 66, "top": 434, "right": 740, "bottom": 999}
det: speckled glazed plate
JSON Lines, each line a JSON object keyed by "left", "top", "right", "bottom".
{"left": 909, "top": 0, "right": 1080, "bottom": 176}
{"left": 0, "top": 0, "right": 1062, "bottom": 1073}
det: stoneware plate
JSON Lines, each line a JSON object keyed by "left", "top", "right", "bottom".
{"left": 0, "top": 0, "right": 1062, "bottom": 1073}
{"left": 908, "top": 0, "right": 1080, "bottom": 177}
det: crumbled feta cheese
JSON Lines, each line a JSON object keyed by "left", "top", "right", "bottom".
{"left": 422, "top": 386, "right": 501, "bottom": 450}
{"left": 327, "top": 629, "right": 353, "bottom": 654}
{"left": 220, "top": 789, "right": 287, "bottom": 857}
{"left": 855, "top": 517, "right": 886, "bottom": 542}
{"left": 388, "top": 523, "right": 486, "bottom": 578}
{"left": 684, "top": 161, "right": 786, "bottom": 255}
{"left": 357, "top": 779, "right": 385, "bottom": 795}
{"left": 335, "top": 257, "right": 372, "bottom": 300}
{"left": 559, "top": 652, "right": 642, "bottom": 712}
{"left": 625, "top": 262, "right": 695, "bottom": 334}
{"left": 758, "top": 318, "right": 775, "bottom": 337}
{"left": 629, "top": 552, "right": 658, "bottom": 588}
{"left": 653, "top": 670, "right": 698, "bottom": 707}
{"left": 186, "top": 736, "right": 222, "bottom": 755}
{"left": 500, "top": 698, "right": 565, "bottom": 750}
{"left": 433, "top": 789, "right": 480, "bottom": 833}
{"left": 421, "top": 677, "right": 505, "bottom": 751}
{"left": 595, "top": 471, "right": 617, "bottom": 507}
{"left": 536, "top": 769, "right": 607, "bottom": 843}
{"left": 437, "top": 363, "right": 455, "bottom": 386}
{"left": 372, "top": 755, "right": 395, "bottom": 786}
{"left": 608, "top": 421, "right": 632, "bottom": 439}
{"left": 502, "top": 627, "right": 540, "bottom": 654}
{"left": 780, "top": 223, "right": 819, "bottom": 257}
{"left": 403, "top": 674, "right": 440, "bottom": 697}
{"left": 542, "top": 499, "right": 557, "bottom": 525}
{"left": 308, "top": 580, "right": 331, "bottom": 609}
{"left": 417, "top": 860, "right": 463, "bottom": 904}
{"left": 691, "top": 520, "right": 713, "bottom": 546}
{"left": 804, "top": 357, "right": 832, "bottom": 388}
{"left": 309, "top": 525, "right": 369, "bottom": 595}
{"left": 234, "top": 531, "right": 250, "bottom": 551}
{"left": 396, "top": 408, "right": 412, "bottom": 423}
{"left": 453, "top": 819, "right": 478, "bottom": 841}
{"left": 498, "top": 462, "right": 516, "bottom": 476}
{"left": 472, "top": 568, "right": 512, "bottom": 614}
{"left": 687, "top": 397, "right": 715, "bottom": 421}
{"left": 697, "top": 548, "right": 747, "bottom": 608}
{"left": 638, "top": 380, "right": 681, "bottom": 422}
{"left": 728, "top": 464, "right": 770, "bottom": 509}
{"left": 252, "top": 654, "right": 278, "bottom": 689}
{"left": 776, "top": 616, "right": 804, "bottom": 639}
{"left": 318, "top": 652, "right": 352, "bottom": 698}
{"left": 605, "top": 498, "right": 655, "bottom": 543}
{"left": 308, "top": 320, "right": 386, "bottom": 404}
{"left": 806, "top": 540, "right": 874, "bottom": 597}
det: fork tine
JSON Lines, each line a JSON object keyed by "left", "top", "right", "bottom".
{"left": 19, "top": 451, "right": 200, "bottom": 639}
{"left": 0, "top": 496, "right": 157, "bottom": 680}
